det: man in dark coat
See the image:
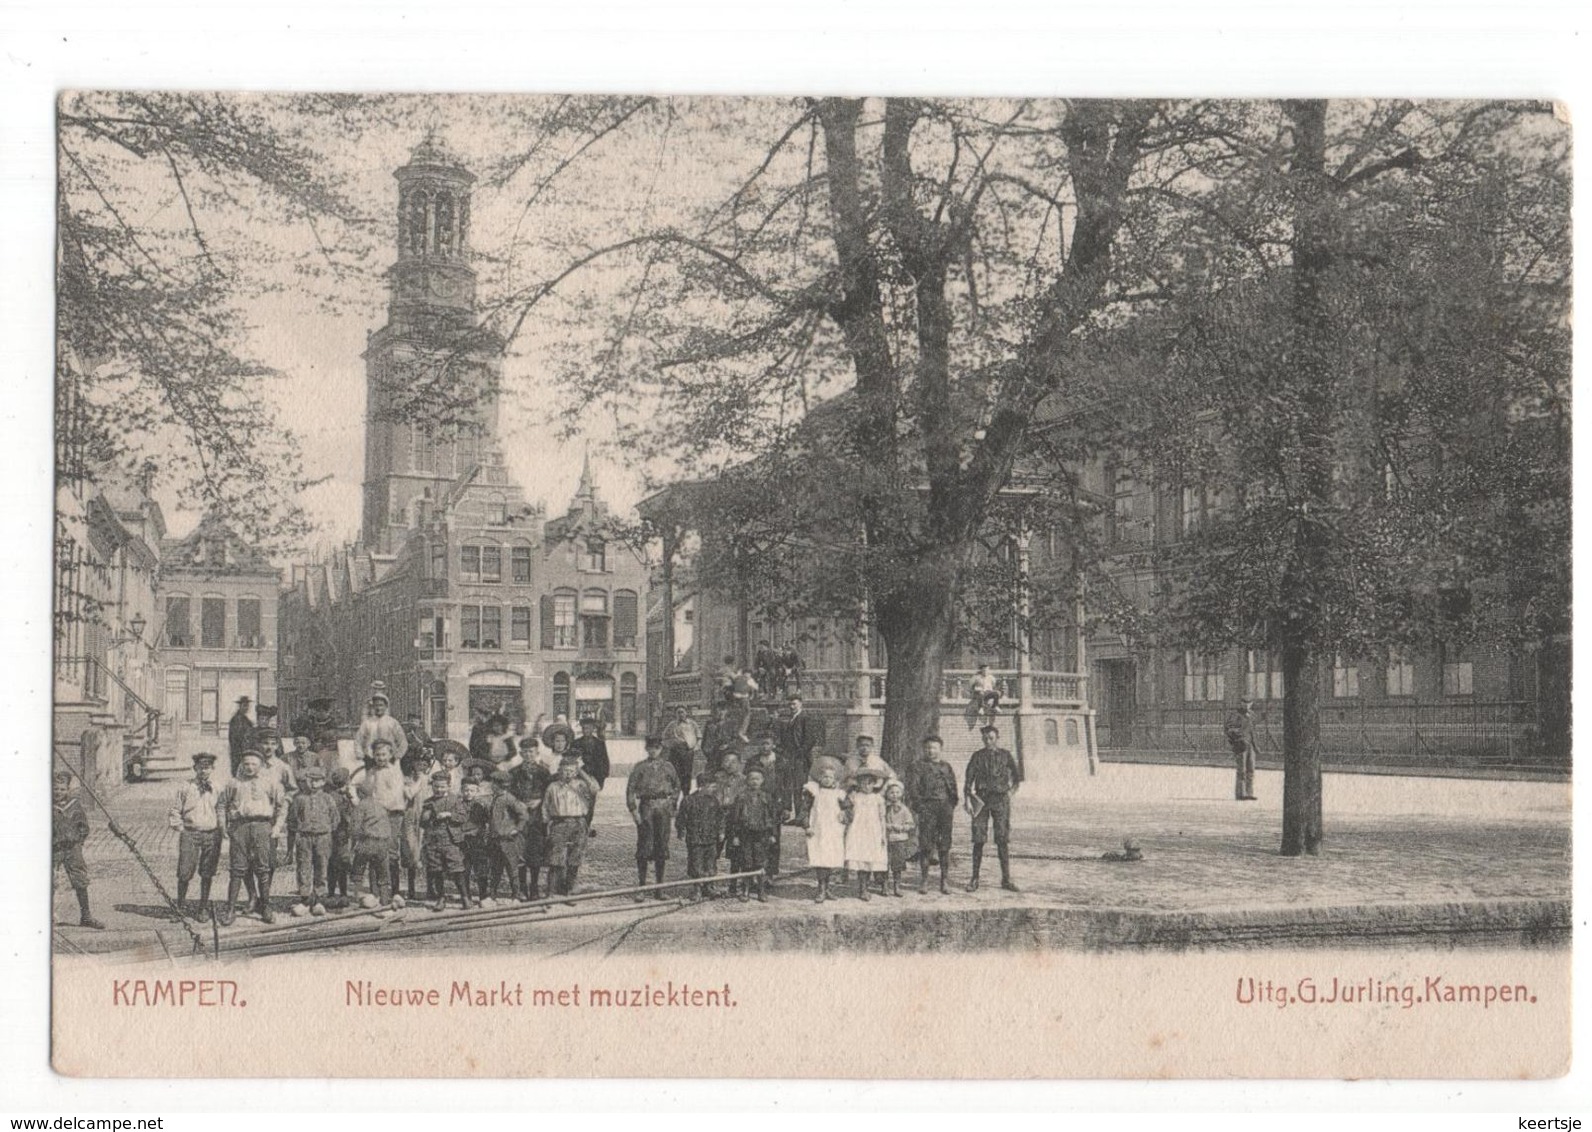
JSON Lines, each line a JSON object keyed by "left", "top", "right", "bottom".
{"left": 1224, "top": 701, "right": 1258, "bottom": 801}
{"left": 227, "top": 696, "right": 255, "bottom": 776}
{"left": 570, "top": 715, "right": 611, "bottom": 838}
{"left": 774, "top": 694, "right": 824, "bottom": 823}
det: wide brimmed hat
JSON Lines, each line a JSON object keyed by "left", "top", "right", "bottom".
{"left": 432, "top": 738, "right": 469, "bottom": 763}
{"left": 307, "top": 696, "right": 335, "bottom": 710}
{"left": 849, "top": 764, "right": 892, "bottom": 783}
{"left": 461, "top": 757, "right": 497, "bottom": 776}
{"left": 191, "top": 752, "right": 217, "bottom": 767}
{"left": 541, "top": 722, "right": 576, "bottom": 748}
{"left": 235, "top": 695, "right": 252, "bottom": 705}
{"left": 809, "top": 755, "right": 845, "bottom": 781}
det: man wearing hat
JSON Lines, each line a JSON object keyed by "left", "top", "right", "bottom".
{"left": 168, "top": 752, "right": 224, "bottom": 917}
{"left": 569, "top": 715, "right": 610, "bottom": 838}
{"left": 964, "top": 724, "right": 1023, "bottom": 893}
{"left": 356, "top": 684, "right": 408, "bottom": 766}
{"left": 774, "top": 694, "right": 824, "bottom": 822}
{"left": 626, "top": 736, "right": 682, "bottom": 896}
{"left": 227, "top": 695, "right": 255, "bottom": 776}
{"left": 288, "top": 765, "right": 341, "bottom": 915}
{"left": 217, "top": 750, "right": 288, "bottom": 924}
{"left": 1224, "top": 700, "right": 1258, "bottom": 801}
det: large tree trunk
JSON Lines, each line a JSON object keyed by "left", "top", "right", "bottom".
{"left": 1278, "top": 98, "right": 1334, "bottom": 858}
{"left": 873, "top": 554, "right": 960, "bottom": 773}
{"left": 1279, "top": 629, "right": 1324, "bottom": 855}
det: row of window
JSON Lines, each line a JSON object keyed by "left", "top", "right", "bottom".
{"left": 1183, "top": 649, "right": 1474, "bottom": 702}
{"left": 550, "top": 672, "right": 639, "bottom": 729}
{"left": 446, "top": 539, "right": 609, "bottom": 583}
{"left": 1110, "top": 463, "right": 1406, "bottom": 545}
{"left": 165, "top": 596, "right": 265, "bottom": 650}
{"left": 417, "top": 590, "right": 641, "bottom": 652}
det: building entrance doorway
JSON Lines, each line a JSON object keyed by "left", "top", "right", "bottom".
{"left": 1096, "top": 658, "right": 1136, "bottom": 748}
{"left": 468, "top": 686, "right": 524, "bottom": 731}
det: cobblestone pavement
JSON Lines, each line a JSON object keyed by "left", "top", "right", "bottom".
{"left": 51, "top": 762, "right": 1570, "bottom": 948}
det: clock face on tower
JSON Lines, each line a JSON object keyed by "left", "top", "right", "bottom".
{"left": 427, "top": 273, "right": 461, "bottom": 300}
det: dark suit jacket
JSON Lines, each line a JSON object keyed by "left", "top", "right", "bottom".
{"left": 776, "top": 711, "right": 825, "bottom": 766}
{"left": 571, "top": 735, "right": 611, "bottom": 786}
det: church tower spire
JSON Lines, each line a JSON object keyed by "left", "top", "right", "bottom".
{"left": 387, "top": 136, "right": 478, "bottom": 323}
{"left": 577, "top": 446, "right": 595, "bottom": 501}
{"left": 360, "top": 138, "right": 505, "bottom": 554}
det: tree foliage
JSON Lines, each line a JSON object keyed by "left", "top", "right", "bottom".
{"left": 56, "top": 92, "right": 380, "bottom": 550}
{"left": 496, "top": 97, "right": 1248, "bottom": 766}
{"left": 1101, "top": 100, "right": 1570, "bottom": 852}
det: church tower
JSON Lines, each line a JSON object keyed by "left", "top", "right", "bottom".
{"left": 361, "top": 136, "right": 504, "bottom": 553}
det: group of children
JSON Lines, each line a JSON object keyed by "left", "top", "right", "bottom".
{"left": 152, "top": 729, "right": 606, "bottom": 925}
{"left": 321, "top": 739, "right": 600, "bottom": 915}
{"left": 54, "top": 713, "right": 1005, "bottom": 932}
{"left": 630, "top": 730, "right": 956, "bottom": 905}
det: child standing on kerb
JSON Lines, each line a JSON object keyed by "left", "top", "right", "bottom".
{"left": 676, "top": 773, "right": 724, "bottom": 899}
{"left": 53, "top": 771, "right": 104, "bottom": 929}
{"left": 803, "top": 762, "right": 846, "bottom": 903}
{"left": 882, "top": 780, "right": 917, "bottom": 898}
{"left": 842, "top": 766, "right": 889, "bottom": 901}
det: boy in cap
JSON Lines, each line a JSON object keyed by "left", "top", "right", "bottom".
{"left": 508, "top": 737, "right": 553, "bottom": 900}
{"left": 288, "top": 765, "right": 340, "bottom": 915}
{"left": 459, "top": 779, "right": 491, "bottom": 905}
{"left": 348, "top": 737, "right": 407, "bottom": 901}
{"left": 964, "top": 724, "right": 1023, "bottom": 893}
{"left": 542, "top": 755, "right": 599, "bottom": 897}
{"left": 626, "top": 736, "right": 682, "bottom": 898}
{"left": 217, "top": 751, "right": 288, "bottom": 924}
{"left": 52, "top": 771, "right": 104, "bottom": 929}
{"left": 486, "top": 770, "right": 531, "bottom": 902}
{"left": 168, "top": 752, "right": 224, "bottom": 918}
{"left": 676, "top": 773, "right": 724, "bottom": 898}
{"left": 420, "top": 770, "right": 470, "bottom": 911}
{"left": 350, "top": 777, "right": 395, "bottom": 907}
{"left": 905, "top": 735, "right": 959, "bottom": 895}
{"left": 258, "top": 730, "right": 297, "bottom": 865}
{"left": 348, "top": 780, "right": 394, "bottom": 910}
{"left": 724, "top": 767, "right": 777, "bottom": 902}
{"left": 326, "top": 767, "right": 355, "bottom": 906}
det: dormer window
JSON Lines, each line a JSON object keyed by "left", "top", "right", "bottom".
{"left": 580, "top": 539, "right": 606, "bottom": 573}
